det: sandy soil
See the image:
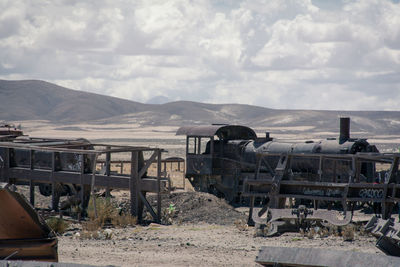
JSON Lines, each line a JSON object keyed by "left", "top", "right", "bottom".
{"left": 57, "top": 222, "right": 381, "bottom": 267}
{"left": 16, "top": 183, "right": 383, "bottom": 267}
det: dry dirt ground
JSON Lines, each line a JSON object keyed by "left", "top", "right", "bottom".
{"left": 17, "top": 185, "right": 383, "bottom": 267}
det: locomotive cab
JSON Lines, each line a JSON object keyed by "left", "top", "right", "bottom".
{"left": 176, "top": 125, "right": 257, "bottom": 176}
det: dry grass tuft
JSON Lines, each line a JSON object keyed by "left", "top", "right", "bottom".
{"left": 234, "top": 219, "right": 249, "bottom": 231}
{"left": 342, "top": 224, "right": 355, "bottom": 241}
{"left": 46, "top": 217, "right": 69, "bottom": 234}
{"left": 83, "top": 196, "right": 137, "bottom": 232}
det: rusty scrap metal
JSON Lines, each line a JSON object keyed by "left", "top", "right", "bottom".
{"left": 253, "top": 205, "right": 352, "bottom": 236}
{"left": 365, "top": 216, "right": 400, "bottom": 256}
{"left": 0, "top": 183, "right": 57, "bottom": 262}
{"left": 256, "top": 246, "right": 400, "bottom": 267}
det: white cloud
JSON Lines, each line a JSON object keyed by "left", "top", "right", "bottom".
{"left": 0, "top": 0, "right": 400, "bottom": 111}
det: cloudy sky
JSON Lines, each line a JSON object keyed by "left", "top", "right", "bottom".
{"left": 1, "top": 0, "right": 400, "bottom": 110}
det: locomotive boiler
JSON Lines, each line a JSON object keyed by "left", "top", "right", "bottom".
{"left": 177, "top": 118, "right": 379, "bottom": 202}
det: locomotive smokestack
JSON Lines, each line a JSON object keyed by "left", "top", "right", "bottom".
{"left": 265, "top": 132, "right": 272, "bottom": 141}
{"left": 339, "top": 117, "right": 350, "bottom": 144}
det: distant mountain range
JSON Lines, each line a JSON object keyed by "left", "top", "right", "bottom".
{"left": 1, "top": 79, "right": 400, "bottom": 135}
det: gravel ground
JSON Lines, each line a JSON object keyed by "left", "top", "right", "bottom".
{"left": 14, "top": 185, "right": 384, "bottom": 267}
{"left": 57, "top": 222, "right": 382, "bottom": 267}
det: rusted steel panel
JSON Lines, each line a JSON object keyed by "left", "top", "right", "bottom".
{"left": 0, "top": 184, "right": 57, "bottom": 262}
{"left": 0, "top": 238, "right": 57, "bottom": 262}
{"left": 256, "top": 246, "right": 400, "bottom": 267}
{"left": 365, "top": 216, "right": 400, "bottom": 256}
{"left": 0, "top": 186, "right": 53, "bottom": 239}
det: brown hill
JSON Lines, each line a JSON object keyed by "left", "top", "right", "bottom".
{"left": 1, "top": 79, "right": 400, "bottom": 135}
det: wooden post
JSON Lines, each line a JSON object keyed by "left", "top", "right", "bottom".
{"left": 105, "top": 146, "right": 111, "bottom": 199}
{"left": 130, "top": 151, "right": 140, "bottom": 220}
{"left": 51, "top": 152, "right": 57, "bottom": 211}
{"left": 248, "top": 196, "right": 255, "bottom": 226}
{"left": 91, "top": 154, "right": 99, "bottom": 219}
{"left": 157, "top": 149, "right": 162, "bottom": 223}
{"left": 79, "top": 153, "right": 85, "bottom": 212}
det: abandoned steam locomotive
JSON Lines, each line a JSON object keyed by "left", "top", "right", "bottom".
{"left": 177, "top": 118, "right": 379, "bottom": 202}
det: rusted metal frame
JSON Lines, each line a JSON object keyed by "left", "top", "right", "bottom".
{"left": 260, "top": 155, "right": 276, "bottom": 177}
{"left": 244, "top": 179, "right": 397, "bottom": 200}
{"left": 342, "top": 156, "right": 358, "bottom": 215}
{"left": 268, "top": 154, "right": 291, "bottom": 209}
{"left": 29, "top": 149, "right": 34, "bottom": 206}
{"left": 387, "top": 156, "right": 399, "bottom": 183}
{"left": 381, "top": 156, "right": 399, "bottom": 218}
{"left": 254, "top": 156, "right": 262, "bottom": 180}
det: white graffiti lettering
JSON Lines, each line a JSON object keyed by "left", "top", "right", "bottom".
{"left": 303, "top": 188, "right": 342, "bottom": 197}
{"left": 359, "top": 189, "right": 384, "bottom": 199}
